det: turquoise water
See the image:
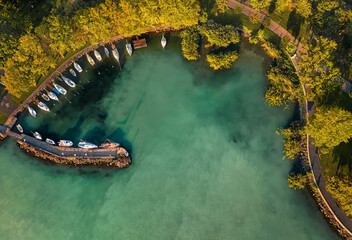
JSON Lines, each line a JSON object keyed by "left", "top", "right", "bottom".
{"left": 0, "top": 35, "right": 340, "bottom": 239}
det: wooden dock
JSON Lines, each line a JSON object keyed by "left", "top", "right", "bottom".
{"left": 133, "top": 38, "right": 147, "bottom": 49}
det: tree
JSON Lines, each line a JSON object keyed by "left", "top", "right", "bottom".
{"left": 199, "top": 23, "right": 240, "bottom": 48}
{"left": 214, "top": 0, "right": 229, "bottom": 14}
{"left": 295, "top": 0, "right": 312, "bottom": 19}
{"left": 275, "top": 0, "right": 292, "bottom": 13}
{"left": 250, "top": 0, "right": 271, "bottom": 11}
{"left": 277, "top": 122, "right": 302, "bottom": 159}
{"left": 305, "top": 106, "right": 352, "bottom": 152}
{"left": 261, "top": 42, "right": 279, "bottom": 59}
{"left": 262, "top": 18, "right": 271, "bottom": 28}
{"left": 327, "top": 176, "right": 352, "bottom": 217}
{"left": 206, "top": 51, "right": 238, "bottom": 70}
{"left": 181, "top": 27, "right": 200, "bottom": 61}
{"left": 288, "top": 173, "right": 307, "bottom": 189}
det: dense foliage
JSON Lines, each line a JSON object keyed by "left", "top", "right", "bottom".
{"left": 277, "top": 122, "right": 302, "bottom": 160}
{"left": 327, "top": 177, "right": 352, "bottom": 217}
{"left": 181, "top": 27, "right": 200, "bottom": 61}
{"left": 0, "top": 0, "right": 201, "bottom": 98}
{"left": 288, "top": 173, "right": 307, "bottom": 189}
{"left": 198, "top": 23, "right": 240, "bottom": 47}
{"left": 206, "top": 51, "right": 238, "bottom": 70}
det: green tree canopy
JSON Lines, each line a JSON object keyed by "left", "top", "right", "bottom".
{"left": 206, "top": 51, "right": 238, "bottom": 70}
{"left": 288, "top": 173, "right": 307, "bottom": 189}
{"left": 181, "top": 27, "right": 200, "bottom": 61}
{"left": 277, "top": 122, "right": 302, "bottom": 159}
{"left": 327, "top": 176, "right": 352, "bottom": 217}
{"left": 305, "top": 106, "right": 352, "bottom": 151}
{"left": 250, "top": 0, "right": 271, "bottom": 11}
{"left": 199, "top": 23, "right": 240, "bottom": 48}
{"left": 295, "top": 0, "right": 312, "bottom": 19}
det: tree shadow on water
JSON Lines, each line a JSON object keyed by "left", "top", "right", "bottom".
{"left": 287, "top": 10, "right": 303, "bottom": 38}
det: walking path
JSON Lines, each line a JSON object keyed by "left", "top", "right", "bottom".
{"left": 227, "top": 0, "right": 352, "bottom": 236}
{"left": 0, "top": 90, "right": 17, "bottom": 115}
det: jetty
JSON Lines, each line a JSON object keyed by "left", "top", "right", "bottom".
{"left": 0, "top": 126, "right": 131, "bottom": 168}
{"left": 133, "top": 38, "right": 147, "bottom": 49}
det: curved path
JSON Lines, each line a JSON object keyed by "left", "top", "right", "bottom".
{"left": 227, "top": 0, "right": 352, "bottom": 236}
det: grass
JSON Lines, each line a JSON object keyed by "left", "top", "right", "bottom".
{"left": 0, "top": 112, "right": 8, "bottom": 125}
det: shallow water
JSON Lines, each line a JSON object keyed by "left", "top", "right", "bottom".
{"left": 0, "top": 35, "right": 340, "bottom": 239}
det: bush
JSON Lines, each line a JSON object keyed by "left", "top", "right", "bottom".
{"left": 249, "top": 35, "right": 258, "bottom": 44}
{"left": 262, "top": 18, "right": 271, "bottom": 28}
{"left": 199, "top": 23, "right": 240, "bottom": 48}
{"left": 286, "top": 42, "right": 296, "bottom": 56}
{"left": 327, "top": 176, "right": 352, "bottom": 217}
{"left": 206, "top": 51, "right": 238, "bottom": 70}
{"left": 277, "top": 122, "right": 302, "bottom": 159}
{"left": 288, "top": 173, "right": 307, "bottom": 189}
{"left": 261, "top": 42, "right": 279, "bottom": 59}
{"left": 181, "top": 27, "right": 200, "bottom": 61}
{"left": 281, "top": 35, "right": 290, "bottom": 47}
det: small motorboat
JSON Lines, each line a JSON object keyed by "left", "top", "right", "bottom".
{"left": 86, "top": 53, "right": 95, "bottom": 66}
{"left": 42, "top": 93, "right": 50, "bottom": 101}
{"left": 100, "top": 141, "right": 120, "bottom": 148}
{"left": 62, "top": 76, "right": 76, "bottom": 88}
{"left": 161, "top": 36, "right": 167, "bottom": 48}
{"left": 94, "top": 50, "right": 102, "bottom": 61}
{"left": 16, "top": 124, "right": 23, "bottom": 133}
{"left": 28, "top": 106, "right": 37, "bottom": 117}
{"left": 46, "top": 138, "right": 55, "bottom": 145}
{"left": 37, "top": 101, "right": 50, "bottom": 112}
{"left": 126, "top": 43, "right": 132, "bottom": 56}
{"left": 47, "top": 90, "right": 59, "bottom": 101}
{"left": 69, "top": 68, "right": 77, "bottom": 77}
{"left": 104, "top": 47, "right": 109, "bottom": 57}
{"left": 33, "top": 131, "right": 42, "bottom": 140}
{"left": 74, "top": 62, "right": 82, "bottom": 72}
{"left": 112, "top": 48, "right": 120, "bottom": 62}
{"left": 58, "top": 140, "right": 73, "bottom": 147}
{"left": 53, "top": 83, "right": 67, "bottom": 95}
{"left": 78, "top": 141, "right": 98, "bottom": 149}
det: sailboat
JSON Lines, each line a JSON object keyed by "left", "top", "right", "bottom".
{"left": 112, "top": 48, "right": 120, "bottom": 62}
{"left": 78, "top": 140, "right": 98, "bottom": 149}
{"left": 37, "top": 101, "right": 50, "bottom": 112}
{"left": 126, "top": 43, "right": 133, "bottom": 56}
{"left": 161, "top": 35, "right": 167, "bottom": 49}
{"left": 86, "top": 53, "right": 95, "bottom": 66}
{"left": 62, "top": 76, "right": 76, "bottom": 88}
{"left": 16, "top": 124, "right": 23, "bottom": 133}
{"left": 74, "top": 62, "right": 83, "bottom": 73}
{"left": 46, "top": 138, "right": 55, "bottom": 145}
{"left": 104, "top": 47, "right": 109, "bottom": 57}
{"left": 53, "top": 83, "right": 67, "bottom": 95}
{"left": 94, "top": 50, "right": 102, "bottom": 61}
{"left": 47, "top": 90, "right": 59, "bottom": 101}
{"left": 42, "top": 93, "right": 50, "bottom": 101}
{"left": 69, "top": 68, "right": 77, "bottom": 77}
{"left": 33, "top": 131, "right": 42, "bottom": 140}
{"left": 28, "top": 106, "right": 37, "bottom": 117}
{"left": 58, "top": 140, "right": 73, "bottom": 147}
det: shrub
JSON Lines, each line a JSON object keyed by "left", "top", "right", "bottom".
{"left": 286, "top": 42, "right": 296, "bottom": 56}
{"left": 206, "top": 51, "right": 238, "bottom": 70}
{"left": 261, "top": 42, "right": 279, "bottom": 59}
{"left": 181, "top": 27, "right": 200, "bottom": 61}
{"left": 199, "top": 23, "right": 240, "bottom": 48}
{"left": 262, "top": 18, "right": 271, "bottom": 28}
{"left": 249, "top": 35, "right": 258, "bottom": 44}
{"left": 277, "top": 122, "right": 302, "bottom": 159}
{"left": 288, "top": 173, "right": 307, "bottom": 189}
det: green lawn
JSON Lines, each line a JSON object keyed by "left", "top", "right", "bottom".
{"left": 0, "top": 112, "right": 8, "bottom": 125}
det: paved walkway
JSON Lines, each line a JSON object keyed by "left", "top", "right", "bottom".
{"left": 0, "top": 90, "right": 17, "bottom": 115}
{"left": 228, "top": 0, "right": 352, "bottom": 235}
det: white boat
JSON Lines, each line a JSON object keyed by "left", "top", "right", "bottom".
{"left": 78, "top": 141, "right": 98, "bottom": 149}
{"left": 94, "top": 50, "right": 102, "bottom": 61}
{"left": 47, "top": 91, "right": 59, "bottom": 101}
{"left": 69, "top": 68, "right": 76, "bottom": 77}
{"left": 74, "top": 62, "right": 82, "bottom": 73}
{"left": 46, "top": 138, "right": 55, "bottom": 145}
{"left": 28, "top": 106, "right": 37, "bottom": 117}
{"left": 112, "top": 48, "right": 120, "bottom": 62}
{"left": 37, "top": 101, "right": 50, "bottom": 112}
{"left": 62, "top": 76, "right": 76, "bottom": 88}
{"left": 126, "top": 43, "right": 132, "bottom": 56}
{"left": 161, "top": 36, "right": 167, "bottom": 48}
{"left": 42, "top": 93, "right": 50, "bottom": 101}
{"left": 86, "top": 54, "right": 95, "bottom": 65}
{"left": 16, "top": 124, "right": 23, "bottom": 133}
{"left": 33, "top": 131, "right": 42, "bottom": 140}
{"left": 58, "top": 140, "right": 73, "bottom": 147}
{"left": 53, "top": 83, "right": 67, "bottom": 95}
{"left": 104, "top": 47, "right": 109, "bottom": 57}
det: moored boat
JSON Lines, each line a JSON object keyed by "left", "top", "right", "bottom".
{"left": 46, "top": 138, "right": 55, "bottom": 145}
{"left": 42, "top": 93, "right": 50, "bottom": 101}
{"left": 47, "top": 90, "right": 59, "bottom": 101}
{"left": 78, "top": 141, "right": 98, "bottom": 149}
{"left": 126, "top": 43, "right": 132, "bottom": 56}
{"left": 94, "top": 50, "right": 102, "bottom": 61}
{"left": 100, "top": 141, "right": 120, "bottom": 148}
{"left": 33, "top": 131, "right": 42, "bottom": 140}
{"left": 69, "top": 68, "right": 77, "bottom": 77}
{"left": 16, "top": 124, "right": 23, "bottom": 133}
{"left": 53, "top": 83, "right": 67, "bottom": 95}
{"left": 74, "top": 62, "right": 82, "bottom": 72}
{"left": 86, "top": 53, "right": 95, "bottom": 66}
{"left": 104, "top": 47, "right": 109, "bottom": 57}
{"left": 161, "top": 36, "right": 167, "bottom": 48}
{"left": 112, "top": 48, "right": 120, "bottom": 62}
{"left": 28, "top": 106, "right": 37, "bottom": 117}
{"left": 62, "top": 76, "right": 76, "bottom": 88}
{"left": 58, "top": 140, "right": 73, "bottom": 147}
{"left": 37, "top": 101, "right": 50, "bottom": 112}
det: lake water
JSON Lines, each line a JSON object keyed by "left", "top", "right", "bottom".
{"left": 0, "top": 35, "right": 340, "bottom": 239}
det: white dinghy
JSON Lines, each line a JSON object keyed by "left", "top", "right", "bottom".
{"left": 62, "top": 76, "right": 76, "bottom": 88}
{"left": 46, "top": 138, "right": 55, "bottom": 145}
{"left": 78, "top": 141, "right": 98, "bottom": 149}
{"left": 94, "top": 50, "right": 102, "bottom": 61}
{"left": 74, "top": 62, "right": 83, "bottom": 73}
{"left": 33, "top": 131, "right": 42, "bottom": 140}
{"left": 126, "top": 43, "right": 132, "bottom": 56}
{"left": 53, "top": 83, "right": 67, "bottom": 95}
{"left": 161, "top": 36, "right": 167, "bottom": 48}
{"left": 28, "top": 106, "right": 37, "bottom": 117}
{"left": 58, "top": 140, "right": 73, "bottom": 147}
{"left": 69, "top": 68, "right": 77, "bottom": 77}
{"left": 86, "top": 53, "right": 95, "bottom": 66}
{"left": 16, "top": 124, "right": 23, "bottom": 133}
{"left": 37, "top": 101, "right": 50, "bottom": 112}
